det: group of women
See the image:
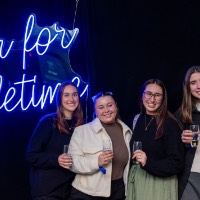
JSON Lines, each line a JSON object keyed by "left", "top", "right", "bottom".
{"left": 26, "top": 66, "right": 200, "bottom": 200}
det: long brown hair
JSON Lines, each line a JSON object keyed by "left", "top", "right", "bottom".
{"left": 140, "top": 79, "right": 178, "bottom": 138}
{"left": 55, "top": 81, "right": 84, "bottom": 133}
{"left": 180, "top": 66, "right": 200, "bottom": 123}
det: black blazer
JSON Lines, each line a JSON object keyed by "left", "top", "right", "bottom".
{"left": 174, "top": 110, "right": 200, "bottom": 200}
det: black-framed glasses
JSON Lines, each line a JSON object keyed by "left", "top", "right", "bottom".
{"left": 143, "top": 91, "right": 163, "bottom": 100}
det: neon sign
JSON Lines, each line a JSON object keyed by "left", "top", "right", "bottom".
{"left": 0, "top": 14, "right": 88, "bottom": 112}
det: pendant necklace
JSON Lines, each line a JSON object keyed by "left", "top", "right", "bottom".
{"left": 65, "top": 119, "right": 73, "bottom": 130}
{"left": 144, "top": 114, "right": 155, "bottom": 131}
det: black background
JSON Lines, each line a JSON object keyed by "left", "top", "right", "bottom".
{"left": 1, "top": 0, "right": 200, "bottom": 199}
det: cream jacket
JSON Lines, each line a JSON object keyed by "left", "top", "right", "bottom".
{"left": 69, "top": 118, "right": 132, "bottom": 197}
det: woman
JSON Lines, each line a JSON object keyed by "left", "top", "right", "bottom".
{"left": 68, "top": 91, "right": 132, "bottom": 199}
{"left": 26, "top": 81, "right": 84, "bottom": 200}
{"left": 175, "top": 66, "right": 200, "bottom": 200}
{"left": 126, "top": 79, "right": 184, "bottom": 200}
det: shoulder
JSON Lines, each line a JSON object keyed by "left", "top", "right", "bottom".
{"left": 174, "top": 109, "right": 183, "bottom": 122}
{"left": 32, "top": 113, "right": 57, "bottom": 134}
{"left": 163, "top": 115, "right": 182, "bottom": 135}
{"left": 73, "top": 119, "right": 97, "bottom": 133}
{"left": 165, "top": 115, "right": 180, "bottom": 126}
{"left": 71, "top": 120, "right": 99, "bottom": 142}
{"left": 38, "top": 113, "right": 56, "bottom": 125}
{"left": 117, "top": 119, "right": 132, "bottom": 133}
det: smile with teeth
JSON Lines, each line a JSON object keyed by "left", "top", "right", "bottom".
{"left": 67, "top": 103, "right": 76, "bottom": 107}
{"left": 104, "top": 113, "right": 112, "bottom": 116}
{"left": 148, "top": 103, "right": 156, "bottom": 107}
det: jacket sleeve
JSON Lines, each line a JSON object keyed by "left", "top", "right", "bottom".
{"left": 26, "top": 115, "right": 59, "bottom": 169}
{"left": 69, "top": 126, "right": 100, "bottom": 174}
{"left": 142, "top": 118, "right": 185, "bottom": 177}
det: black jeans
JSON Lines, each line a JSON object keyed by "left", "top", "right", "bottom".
{"left": 32, "top": 182, "right": 72, "bottom": 200}
{"left": 70, "top": 177, "right": 125, "bottom": 200}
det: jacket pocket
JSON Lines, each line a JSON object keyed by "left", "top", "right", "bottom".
{"left": 83, "top": 145, "right": 102, "bottom": 154}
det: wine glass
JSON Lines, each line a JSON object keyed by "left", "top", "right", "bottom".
{"left": 63, "top": 144, "right": 71, "bottom": 155}
{"left": 132, "top": 141, "right": 142, "bottom": 164}
{"left": 190, "top": 125, "right": 199, "bottom": 148}
{"left": 102, "top": 139, "right": 112, "bottom": 152}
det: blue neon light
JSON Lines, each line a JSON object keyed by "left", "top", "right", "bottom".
{"left": 0, "top": 14, "right": 89, "bottom": 112}
{"left": 0, "top": 74, "right": 88, "bottom": 112}
{"left": 22, "top": 14, "right": 79, "bottom": 70}
{"left": 0, "top": 39, "right": 14, "bottom": 58}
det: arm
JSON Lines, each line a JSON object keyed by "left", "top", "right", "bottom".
{"left": 26, "top": 115, "right": 59, "bottom": 169}
{"left": 69, "top": 126, "right": 103, "bottom": 174}
{"left": 142, "top": 118, "right": 185, "bottom": 177}
{"left": 174, "top": 110, "right": 193, "bottom": 148}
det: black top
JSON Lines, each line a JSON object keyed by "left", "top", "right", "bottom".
{"left": 174, "top": 109, "right": 200, "bottom": 199}
{"left": 26, "top": 113, "right": 75, "bottom": 196}
{"left": 130, "top": 113, "right": 185, "bottom": 177}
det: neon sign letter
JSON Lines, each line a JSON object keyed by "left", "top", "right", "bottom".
{"left": 0, "top": 14, "right": 88, "bottom": 112}
{"left": 23, "top": 14, "right": 79, "bottom": 70}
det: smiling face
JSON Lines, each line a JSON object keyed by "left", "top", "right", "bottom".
{"left": 142, "top": 83, "right": 163, "bottom": 115}
{"left": 95, "top": 95, "right": 118, "bottom": 124}
{"left": 61, "top": 85, "right": 79, "bottom": 119}
{"left": 190, "top": 72, "right": 200, "bottom": 101}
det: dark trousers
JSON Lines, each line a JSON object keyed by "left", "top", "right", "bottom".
{"left": 181, "top": 172, "right": 200, "bottom": 200}
{"left": 70, "top": 177, "right": 125, "bottom": 200}
{"left": 32, "top": 182, "right": 72, "bottom": 200}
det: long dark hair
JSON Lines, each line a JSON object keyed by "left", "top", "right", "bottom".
{"left": 55, "top": 81, "right": 84, "bottom": 133}
{"left": 140, "top": 79, "right": 178, "bottom": 138}
{"left": 180, "top": 66, "right": 200, "bottom": 123}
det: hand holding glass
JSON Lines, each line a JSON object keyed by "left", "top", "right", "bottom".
{"left": 102, "top": 139, "right": 113, "bottom": 164}
{"left": 190, "top": 125, "right": 199, "bottom": 148}
{"left": 63, "top": 145, "right": 72, "bottom": 169}
{"left": 132, "top": 141, "right": 142, "bottom": 164}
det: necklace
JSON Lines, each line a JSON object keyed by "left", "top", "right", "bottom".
{"left": 144, "top": 114, "right": 155, "bottom": 131}
{"left": 64, "top": 119, "right": 74, "bottom": 130}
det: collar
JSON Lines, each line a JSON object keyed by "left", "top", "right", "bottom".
{"left": 196, "top": 103, "right": 200, "bottom": 111}
{"left": 90, "top": 118, "right": 132, "bottom": 135}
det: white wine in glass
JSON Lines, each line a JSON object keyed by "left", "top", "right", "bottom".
{"left": 190, "top": 125, "right": 199, "bottom": 148}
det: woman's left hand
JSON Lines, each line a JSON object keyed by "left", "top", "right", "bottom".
{"left": 58, "top": 153, "right": 73, "bottom": 169}
{"left": 132, "top": 150, "right": 147, "bottom": 167}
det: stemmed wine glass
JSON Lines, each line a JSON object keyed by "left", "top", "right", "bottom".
{"left": 132, "top": 141, "right": 142, "bottom": 164}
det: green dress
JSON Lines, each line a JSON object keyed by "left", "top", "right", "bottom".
{"left": 126, "top": 165, "right": 178, "bottom": 200}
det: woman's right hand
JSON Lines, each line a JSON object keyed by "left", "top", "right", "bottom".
{"left": 181, "top": 130, "right": 194, "bottom": 144}
{"left": 133, "top": 150, "right": 147, "bottom": 167}
{"left": 58, "top": 153, "right": 73, "bottom": 169}
{"left": 98, "top": 151, "right": 114, "bottom": 166}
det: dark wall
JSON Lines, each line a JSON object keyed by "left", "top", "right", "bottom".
{"left": 1, "top": 0, "right": 200, "bottom": 199}
{"left": 76, "top": 0, "right": 200, "bottom": 124}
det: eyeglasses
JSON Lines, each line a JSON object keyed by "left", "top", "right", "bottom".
{"left": 143, "top": 91, "right": 163, "bottom": 100}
